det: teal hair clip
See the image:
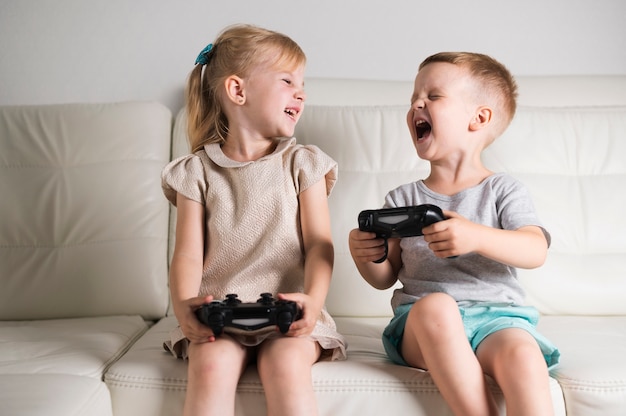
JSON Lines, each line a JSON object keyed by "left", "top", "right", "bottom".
{"left": 195, "top": 43, "right": 213, "bottom": 65}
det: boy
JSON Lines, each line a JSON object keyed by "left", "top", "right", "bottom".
{"left": 349, "top": 52, "right": 559, "bottom": 416}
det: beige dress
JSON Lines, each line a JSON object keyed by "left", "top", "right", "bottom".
{"left": 161, "top": 138, "right": 346, "bottom": 360}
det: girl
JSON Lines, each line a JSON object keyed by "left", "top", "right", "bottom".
{"left": 162, "top": 24, "right": 346, "bottom": 416}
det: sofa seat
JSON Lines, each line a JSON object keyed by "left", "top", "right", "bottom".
{"left": 106, "top": 316, "right": 567, "bottom": 416}
{"left": 538, "top": 316, "right": 626, "bottom": 416}
{"left": 105, "top": 317, "right": 186, "bottom": 416}
{"left": 0, "top": 316, "right": 148, "bottom": 377}
{"left": 0, "top": 316, "right": 148, "bottom": 416}
{"left": 0, "top": 374, "right": 112, "bottom": 416}
{"left": 107, "top": 315, "right": 626, "bottom": 415}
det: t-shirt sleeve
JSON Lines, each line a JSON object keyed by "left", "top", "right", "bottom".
{"left": 291, "top": 144, "right": 338, "bottom": 196}
{"left": 496, "top": 176, "right": 552, "bottom": 247}
{"left": 161, "top": 154, "right": 206, "bottom": 206}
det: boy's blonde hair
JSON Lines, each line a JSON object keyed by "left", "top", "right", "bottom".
{"left": 186, "top": 24, "right": 306, "bottom": 152}
{"left": 420, "top": 52, "right": 518, "bottom": 138}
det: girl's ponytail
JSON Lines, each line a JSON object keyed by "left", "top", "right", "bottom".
{"left": 185, "top": 65, "right": 208, "bottom": 153}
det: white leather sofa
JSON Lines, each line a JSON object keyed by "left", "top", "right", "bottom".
{"left": 1, "top": 76, "right": 625, "bottom": 416}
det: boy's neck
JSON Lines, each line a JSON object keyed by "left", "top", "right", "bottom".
{"left": 423, "top": 165, "right": 493, "bottom": 196}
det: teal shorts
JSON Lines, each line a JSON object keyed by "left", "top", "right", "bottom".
{"left": 382, "top": 302, "right": 560, "bottom": 370}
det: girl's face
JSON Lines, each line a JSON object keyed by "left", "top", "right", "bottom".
{"left": 243, "top": 60, "right": 306, "bottom": 140}
{"left": 406, "top": 62, "right": 478, "bottom": 162}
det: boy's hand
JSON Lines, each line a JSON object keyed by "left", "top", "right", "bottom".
{"left": 176, "top": 295, "right": 217, "bottom": 344}
{"left": 422, "top": 210, "right": 477, "bottom": 258}
{"left": 348, "top": 228, "right": 387, "bottom": 264}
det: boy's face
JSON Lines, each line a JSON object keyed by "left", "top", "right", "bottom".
{"left": 406, "top": 62, "right": 480, "bottom": 161}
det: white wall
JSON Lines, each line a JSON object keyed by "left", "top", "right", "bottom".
{"left": 1, "top": 0, "right": 625, "bottom": 113}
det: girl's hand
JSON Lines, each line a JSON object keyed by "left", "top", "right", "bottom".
{"left": 276, "top": 292, "right": 321, "bottom": 337}
{"left": 176, "top": 295, "right": 217, "bottom": 344}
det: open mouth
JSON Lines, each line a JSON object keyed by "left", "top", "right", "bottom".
{"left": 415, "top": 120, "right": 432, "bottom": 140}
{"left": 285, "top": 108, "right": 299, "bottom": 119}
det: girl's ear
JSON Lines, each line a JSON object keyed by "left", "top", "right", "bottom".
{"left": 469, "top": 106, "right": 493, "bottom": 131}
{"left": 224, "top": 75, "right": 246, "bottom": 105}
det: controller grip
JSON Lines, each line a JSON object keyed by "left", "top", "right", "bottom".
{"left": 373, "top": 238, "right": 388, "bottom": 263}
{"left": 358, "top": 204, "right": 446, "bottom": 263}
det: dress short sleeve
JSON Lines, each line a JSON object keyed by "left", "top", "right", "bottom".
{"left": 161, "top": 153, "right": 207, "bottom": 206}
{"left": 291, "top": 144, "right": 338, "bottom": 196}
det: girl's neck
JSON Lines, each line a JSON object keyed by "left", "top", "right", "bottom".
{"left": 221, "top": 137, "right": 278, "bottom": 162}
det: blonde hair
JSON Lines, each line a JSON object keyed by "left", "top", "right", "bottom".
{"left": 419, "top": 52, "right": 518, "bottom": 137}
{"left": 186, "top": 24, "right": 306, "bottom": 153}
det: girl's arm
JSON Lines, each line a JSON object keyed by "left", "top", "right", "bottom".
{"left": 169, "top": 193, "right": 215, "bottom": 343}
{"left": 423, "top": 210, "right": 548, "bottom": 269}
{"left": 280, "top": 178, "right": 333, "bottom": 337}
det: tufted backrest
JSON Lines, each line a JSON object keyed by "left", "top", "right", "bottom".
{"left": 295, "top": 76, "right": 626, "bottom": 317}
{"left": 0, "top": 102, "right": 172, "bottom": 321}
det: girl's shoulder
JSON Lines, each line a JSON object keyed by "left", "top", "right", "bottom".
{"left": 288, "top": 139, "right": 338, "bottom": 195}
{"left": 288, "top": 141, "right": 334, "bottom": 162}
{"left": 161, "top": 151, "right": 210, "bottom": 206}
{"left": 162, "top": 150, "right": 208, "bottom": 178}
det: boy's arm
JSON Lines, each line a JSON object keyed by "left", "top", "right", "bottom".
{"left": 424, "top": 211, "right": 548, "bottom": 269}
{"left": 348, "top": 229, "right": 402, "bottom": 290}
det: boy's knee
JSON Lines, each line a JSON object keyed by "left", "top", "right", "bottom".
{"left": 411, "top": 292, "right": 457, "bottom": 318}
{"left": 481, "top": 329, "right": 547, "bottom": 377}
{"left": 408, "top": 292, "right": 460, "bottom": 334}
{"left": 502, "top": 337, "right": 544, "bottom": 370}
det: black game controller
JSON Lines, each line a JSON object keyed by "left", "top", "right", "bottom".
{"left": 195, "top": 293, "right": 302, "bottom": 336}
{"left": 358, "top": 204, "right": 446, "bottom": 263}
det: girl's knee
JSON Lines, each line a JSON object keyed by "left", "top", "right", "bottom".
{"left": 257, "top": 338, "right": 317, "bottom": 377}
{"left": 188, "top": 338, "right": 248, "bottom": 376}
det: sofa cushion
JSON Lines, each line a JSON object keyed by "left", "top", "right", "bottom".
{"left": 0, "top": 315, "right": 147, "bottom": 378}
{"left": 0, "top": 102, "right": 172, "bottom": 320}
{"left": 105, "top": 317, "right": 186, "bottom": 416}
{"left": 0, "top": 374, "right": 112, "bottom": 416}
{"left": 485, "top": 106, "right": 626, "bottom": 315}
{"left": 538, "top": 316, "right": 626, "bottom": 415}
{"left": 105, "top": 316, "right": 566, "bottom": 416}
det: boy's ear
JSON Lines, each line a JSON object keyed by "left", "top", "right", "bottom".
{"left": 469, "top": 106, "right": 493, "bottom": 131}
{"left": 224, "top": 75, "right": 246, "bottom": 105}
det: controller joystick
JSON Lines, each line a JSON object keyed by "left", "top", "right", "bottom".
{"left": 195, "top": 293, "right": 302, "bottom": 336}
{"left": 358, "top": 204, "right": 446, "bottom": 263}
{"left": 257, "top": 292, "right": 274, "bottom": 305}
{"left": 225, "top": 293, "right": 242, "bottom": 305}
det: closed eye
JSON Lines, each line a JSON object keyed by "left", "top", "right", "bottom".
{"left": 282, "top": 78, "right": 292, "bottom": 85}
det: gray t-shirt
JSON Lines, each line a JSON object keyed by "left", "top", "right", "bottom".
{"left": 384, "top": 173, "right": 550, "bottom": 311}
